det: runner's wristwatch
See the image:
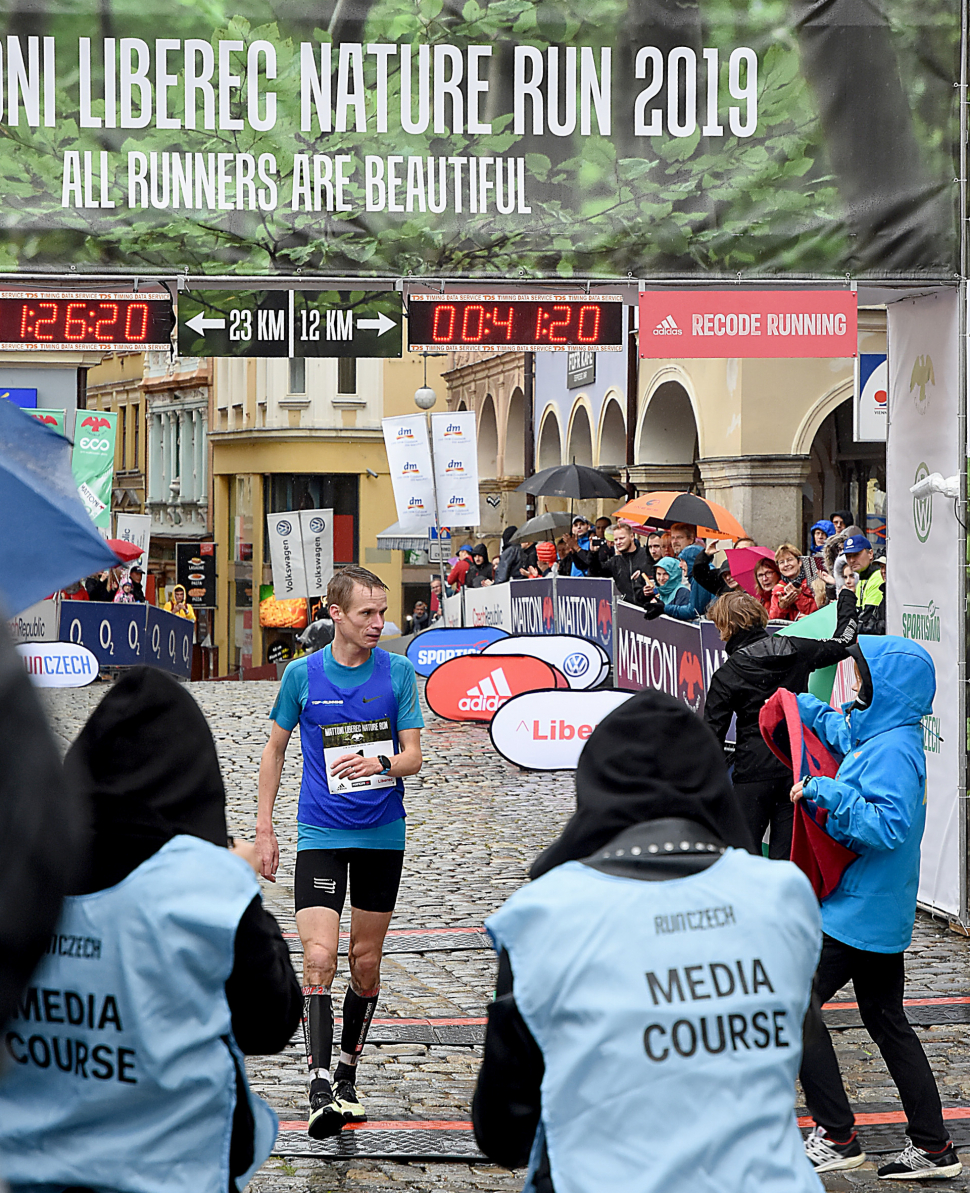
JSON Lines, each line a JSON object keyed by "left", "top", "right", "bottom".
{"left": 377, "top": 755, "right": 392, "bottom": 774}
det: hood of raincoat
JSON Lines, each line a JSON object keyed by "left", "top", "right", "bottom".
{"left": 846, "top": 636, "right": 935, "bottom": 745}
{"left": 654, "top": 557, "right": 687, "bottom": 602}
{"left": 809, "top": 520, "right": 836, "bottom": 553}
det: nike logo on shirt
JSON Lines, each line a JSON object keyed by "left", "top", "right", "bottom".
{"left": 362, "top": 696, "right": 381, "bottom": 703}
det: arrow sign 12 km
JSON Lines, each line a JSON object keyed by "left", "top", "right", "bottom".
{"left": 178, "top": 290, "right": 402, "bottom": 358}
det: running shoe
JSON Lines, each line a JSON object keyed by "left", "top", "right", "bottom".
{"left": 804, "top": 1125, "right": 867, "bottom": 1172}
{"left": 334, "top": 1076, "right": 366, "bottom": 1123}
{"left": 307, "top": 1078, "right": 347, "bottom": 1139}
{"left": 877, "top": 1142, "right": 962, "bottom": 1180}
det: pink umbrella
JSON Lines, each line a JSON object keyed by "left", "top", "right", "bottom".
{"left": 725, "top": 546, "right": 776, "bottom": 597}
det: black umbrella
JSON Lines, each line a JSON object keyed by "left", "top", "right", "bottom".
{"left": 516, "top": 464, "right": 627, "bottom": 500}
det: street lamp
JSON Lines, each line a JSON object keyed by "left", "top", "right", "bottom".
{"left": 414, "top": 351, "right": 449, "bottom": 610}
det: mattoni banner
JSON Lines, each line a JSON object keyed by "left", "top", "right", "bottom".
{"left": 639, "top": 291, "right": 857, "bottom": 359}
{"left": 481, "top": 635, "right": 608, "bottom": 690}
{"left": 615, "top": 601, "right": 707, "bottom": 713}
{"left": 382, "top": 415, "right": 435, "bottom": 530}
{"left": 431, "top": 410, "right": 480, "bottom": 527}
{"left": 490, "top": 689, "right": 634, "bottom": 770}
{"left": 509, "top": 579, "right": 556, "bottom": 636}
{"left": 887, "top": 289, "right": 962, "bottom": 919}
{"left": 0, "top": 4, "right": 957, "bottom": 280}
{"left": 72, "top": 409, "right": 117, "bottom": 530}
{"left": 463, "top": 583, "right": 511, "bottom": 631}
{"left": 406, "top": 625, "right": 508, "bottom": 677}
{"left": 425, "top": 653, "right": 565, "bottom": 722}
{"left": 555, "top": 576, "right": 613, "bottom": 661}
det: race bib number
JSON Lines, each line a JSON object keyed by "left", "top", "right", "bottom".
{"left": 322, "top": 717, "right": 396, "bottom": 794}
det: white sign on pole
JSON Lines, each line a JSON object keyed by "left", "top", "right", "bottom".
{"left": 298, "top": 509, "right": 334, "bottom": 598}
{"left": 886, "top": 289, "right": 961, "bottom": 920}
{"left": 490, "top": 688, "right": 634, "bottom": 770}
{"left": 854, "top": 353, "right": 889, "bottom": 443}
{"left": 16, "top": 641, "right": 99, "bottom": 687}
{"left": 442, "top": 591, "right": 463, "bottom": 628}
{"left": 266, "top": 510, "right": 308, "bottom": 599}
{"left": 481, "top": 634, "right": 608, "bottom": 689}
{"left": 463, "top": 583, "right": 512, "bottom": 630}
{"left": 115, "top": 512, "right": 152, "bottom": 569}
{"left": 7, "top": 598, "right": 59, "bottom": 644}
{"left": 382, "top": 415, "right": 436, "bottom": 529}
{"left": 431, "top": 410, "right": 480, "bottom": 526}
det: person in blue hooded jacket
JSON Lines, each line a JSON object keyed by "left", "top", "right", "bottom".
{"left": 791, "top": 637, "right": 962, "bottom": 1181}
{"left": 641, "top": 556, "right": 694, "bottom": 620}
{"left": 809, "top": 519, "right": 836, "bottom": 555}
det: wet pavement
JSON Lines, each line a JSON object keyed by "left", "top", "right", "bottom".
{"left": 40, "top": 678, "right": 970, "bottom": 1192}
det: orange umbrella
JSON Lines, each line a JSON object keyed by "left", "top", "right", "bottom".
{"left": 613, "top": 491, "right": 747, "bottom": 540}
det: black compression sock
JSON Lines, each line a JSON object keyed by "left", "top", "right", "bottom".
{"left": 339, "top": 986, "right": 379, "bottom": 1066}
{"left": 302, "top": 985, "right": 333, "bottom": 1076}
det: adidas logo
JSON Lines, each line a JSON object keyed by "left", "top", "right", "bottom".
{"left": 458, "top": 667, "right": 512, "bottom": 712}
{"left": 652, "top": 315, "right": 682, "bottom": 336}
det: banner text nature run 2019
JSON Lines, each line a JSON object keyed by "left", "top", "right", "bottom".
{"left": 0, "top": 0, "right": 958, "bottom": 279}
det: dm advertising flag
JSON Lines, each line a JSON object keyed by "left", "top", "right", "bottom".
{"left": 431, "top": 410, "right": 480, "bottom": 527}
{"left": 382, "top": 415, "right": 436, "bottom": 530}
{"left": 72, "top": 410, "right": 117, "bottom": 530}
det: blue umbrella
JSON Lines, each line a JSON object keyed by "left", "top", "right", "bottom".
{"left": 0, "top": 401, "right": 118, "bottom": 615}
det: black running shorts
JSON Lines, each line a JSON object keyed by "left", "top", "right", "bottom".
{"left": 294, "top": 848, "right": 405, "bottom": 915}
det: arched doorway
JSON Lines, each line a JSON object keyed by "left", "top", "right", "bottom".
{"left": 807, "top": 397, "right": 886, "bottom": 547}
{"left": 478, "top": 394, "right": 498, "bottom": 479}
{"left": 505, "top": 387, "right": 525, "bottom": 477}
{"left": 537, "top": 410, "right": 562, "bottom": 470}
{"left": 634, "top": 381, "right": 698, "bottom": 491}
{"left": 598, "top": 397, "right": 626, "bottom": 469}
{"left": 567, "top": 404, "right": 593, "bottom": 466}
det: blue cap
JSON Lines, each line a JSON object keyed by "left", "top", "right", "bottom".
{"left": 843, "top": 534, "right": 872, "bottom": 555}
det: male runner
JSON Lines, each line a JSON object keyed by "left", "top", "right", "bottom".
{"left": 255, "top": 566, "right": 423, "bottom": 1139}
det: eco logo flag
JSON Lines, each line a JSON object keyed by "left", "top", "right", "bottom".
{"left": 72, "top": 410, "right": 117, "bottom": 530}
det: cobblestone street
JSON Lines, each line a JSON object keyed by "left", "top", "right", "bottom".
{"left": 41, "top": 677, "right": 970, "bottom": 1193}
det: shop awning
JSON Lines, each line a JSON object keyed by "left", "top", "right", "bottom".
{"left": 376, "top": 521, "right": 431, "bottom": 551}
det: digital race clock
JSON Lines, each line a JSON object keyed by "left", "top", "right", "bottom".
{"left": 408, "top": 294, "right": 624, "bottom": 352}
{"left": 0, "top": 292, "right": 174, "bottom": 351}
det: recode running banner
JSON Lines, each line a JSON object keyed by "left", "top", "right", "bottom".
{"left": 886, "top": 289, "right": 962, "bottom": 921}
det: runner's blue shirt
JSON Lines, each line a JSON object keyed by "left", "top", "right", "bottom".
{"left": 271, "top": 647, "right": 423, "bottom": 851}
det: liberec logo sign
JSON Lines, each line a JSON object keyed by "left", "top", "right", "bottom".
{"left": 424, "top": 654, "right": 565, "bottom": 723}
{"left": 405, "top": 626, "right": 508, "bottom": 677}
{"left": 490, "top": 689, "right": 635, "bottom": 771}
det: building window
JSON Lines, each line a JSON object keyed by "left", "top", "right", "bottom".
{"left": 119, "top": 406, "right": 127, "bottom": 469}
{"left": 337, "top": 357, "right": 356, "bottom": 395}
{"left": 288, "top": 357, "right": 306, "bottom": 394}
{"left": 132, "top": 405, "right": 139, "bottom": 470}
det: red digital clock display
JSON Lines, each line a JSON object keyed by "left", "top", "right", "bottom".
{"left": 0, "top": 293, "right": 174, "bottom": 350}
{"left": 408, "top": 295, "right": 624, "bottom": 352}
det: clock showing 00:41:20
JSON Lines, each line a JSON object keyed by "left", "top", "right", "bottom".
{"left": 408, "top": 295, "right": 624, "bottom": 352}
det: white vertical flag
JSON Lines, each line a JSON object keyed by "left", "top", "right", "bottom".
{"left": 382, "top": 414, "right": 436, "bottom": 529}
{"left": 299, "top": 509, "right": 334, "bottom": 597}
{"left": 266, "top": 510, "right": 308, "bottom": 598}
{"left": 431, "top": 409, "right": 480, "bottom": 526}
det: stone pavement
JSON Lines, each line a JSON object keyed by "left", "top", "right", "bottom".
{"left": 40, "top": 677, "right": 970, "bottom": 1193}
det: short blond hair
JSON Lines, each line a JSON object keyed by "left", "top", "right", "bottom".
{"left": 327, "top": 566, "right": 388, "bottom": 612}
{"left": 774, "top": 542, "right": 802, "bottom": 566}
{"left": 708, "top": 590, "right": 769, "bottom": 638}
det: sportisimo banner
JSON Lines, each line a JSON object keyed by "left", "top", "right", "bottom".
{"left": 0, "top": 1, "right": 957, "bottom": 279}
{"left": 71, "top": 409, "right": 117, "bottom": 530}
{"left": 406, "top": 624, "right": 508, "bottom": 677}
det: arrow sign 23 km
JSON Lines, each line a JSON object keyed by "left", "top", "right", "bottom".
{"left": 178, "top": 290, "right": 402, "bottom": 358}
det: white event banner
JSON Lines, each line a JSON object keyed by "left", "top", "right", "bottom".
{"left": 481, "top": 634, "right": 609, "bottom": 690}
{"left": 266, "top": 509, "right": 334, "bottom": 599}
{"left": 463, "top": 583, "right": 512, "bottom": 630}
{"left": 382, "top": 414, "right": 436, "bottom": 529}
{"left": 887, "top": 289, "right": 961, "bottom": 919}
{"left": 442, "top": 591, "right": 463, "bottom": 628}
{"left": 17, "top": 641, "right": 98, "bottom": 687}
{"left": 8, "top": 598, "right": 59, "bottom": 644}
{"left": 431, "top": 410, "right": 480, "bottom": 527}
{"left": 115, "top": 512, "right": 151, "bottom": 568}
{"left": 490, "top": 689, "right": 634, "bottom": 770}
{"left": 299, "top": 509, "right": 335, "bottom": 598}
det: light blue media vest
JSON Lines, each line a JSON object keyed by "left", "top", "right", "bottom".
{"left": 0, "top": 836, "right": 277, "bottom": 1193}
{"left": 487, "top": 850, "right": 823, "bottom": 1193}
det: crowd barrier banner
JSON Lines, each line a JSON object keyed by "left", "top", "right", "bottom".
{"left": 698, "top": 621, "right": 728, "bottom": 689}
{"left": 887, "top": 289, "right": 963, "bottom": 922}
{"left": 57, "top": 601, "right": 192, "bottom": 678}
{"left": 425, "top": 654, "right": 565, "bottom": 723}
{"left": 614, "top": 602, "right": 707, "bottom": 714}
{"left": 463, "top": 584, "right": 512, "bottom": 630}
{"left": 490, "top": 689, "right": 635, "bottom": 770}
{"left": 555, "top": 577, "right": 614, "bottom": 661}
{"left": 481, "top": 635, "right": 609, "bottom": 690}
{"left": 8, "top": 598, "right": 59, "bottom": 644}
{"left": 17, "top": 641, "right": 98, "bottom": 688}
{"left": 509, "top": 579, "right": 556, "bottom": 635}
{"left": 442, "top": 592, "right": 463, "bottom": 628}
{"left": 406, "top": 626, "right": 508, "bottom": 678}
{"left": 145, "top": 607, "right": 194, "bottom": 679}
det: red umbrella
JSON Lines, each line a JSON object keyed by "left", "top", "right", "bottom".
{"left": 725, "top": 546, "right": 776, "bottom": 597}
{"left": 107, "top": 539, "right": 144, "bottom": 563}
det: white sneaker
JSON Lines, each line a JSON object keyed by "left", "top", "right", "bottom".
{"left": 877, "top": 1142, "right": 962, "bottom": 1180}
{"left": 804, "top": 1125, "right": 867, "bottom": 1172}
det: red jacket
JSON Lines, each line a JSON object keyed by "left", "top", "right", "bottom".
{"left": 769, "top": 578, "right": 817, "bottom": 621}
{"left": 448, "top": 558, "right": 471, "bottom": 589}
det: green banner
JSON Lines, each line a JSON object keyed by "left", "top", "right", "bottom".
{"left": 30, "top": 408, "right": 67, "bottom": 436}
{"left": 0, "top": 0, "right": 959, "bottom": 281}
{"left": 72, "top": 410, "right": 117, "bottom": 530}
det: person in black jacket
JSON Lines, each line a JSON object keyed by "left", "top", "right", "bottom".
{"left": 703, "top": 585, "right": 858, "bottom": 859}
{"left": 589, "top": 522, "right": 650, "bottom": 605}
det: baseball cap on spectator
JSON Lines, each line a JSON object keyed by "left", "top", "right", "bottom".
{"left": 572, "top": 515, "right": 590, "bottom": 529}
{"left": 536, "top": 541, "right": 558, "bottom": 564}
{"left": 843, "top": 534, "right": 872, "bottom": 555}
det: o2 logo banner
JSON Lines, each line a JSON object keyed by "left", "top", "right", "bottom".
{"left": 59, "top": 601, "right": 143, "bottom": 667}
{"left": 146, "top": 607, "right": 193, "bottom": 678}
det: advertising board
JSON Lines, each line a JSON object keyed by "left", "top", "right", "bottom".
{"left": 490, "top": 689, "right": 634, "bottom": 770}
{"left": 481, "top": 635, "right": 608, "bottom": 690}
{"left": 509, "top": 579, "right": 556, "bottom": 636}
{"left": 555, "top": 576, "right": 613, "bottom": 660}
{"left": 425, "top": 654, "right": 565, "bottom": 723}
{"left": 176, "top": 542, "right": 217, "bottom": 608}
{"left": 59, "top": 600, "right": 145, "bottom": 668}
{"left": 8, "top": 599, "right": 59, "bottom": 644}
{"left": 614, "top": 603, "right": 707, "bottom": 713}
{"left": 463, "top": 584, "right": 512, "bottom": 631}
{"left": 145, "top": 606, "right": 194, "bottom": 678}
{"left": 406, "top": 626, "right": 508, "bottom": 678}
{"left": 17, "top": 641, "right": 98, "bottom": 687}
